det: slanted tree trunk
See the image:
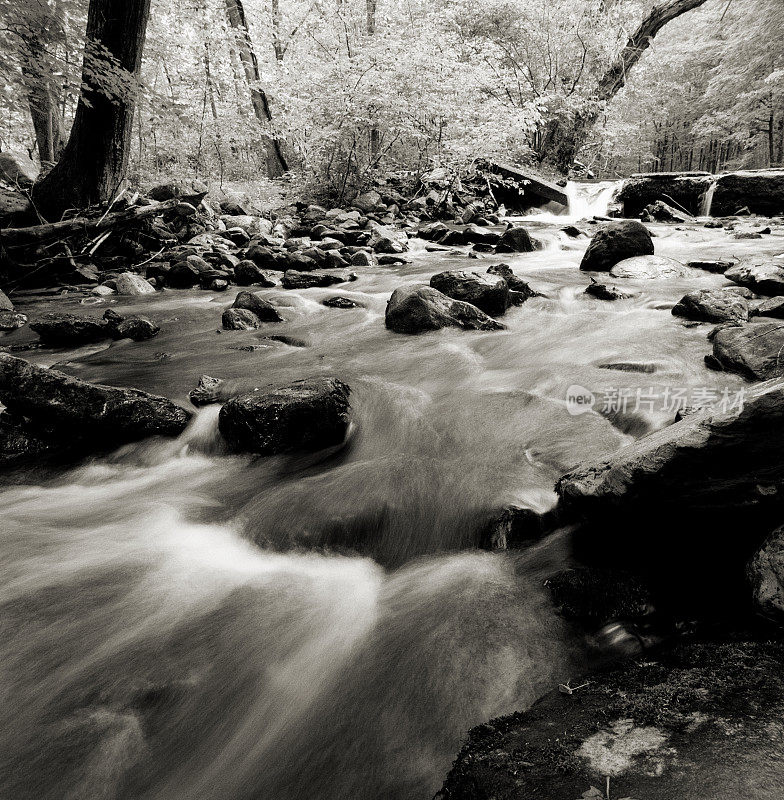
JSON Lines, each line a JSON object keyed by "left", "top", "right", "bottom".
{"left": 32, "top": 0, "right": 152, "bottom": 220}
{"left": 224, "top": 0, "right": 288, "bottom": 177}
{"left": 538, "top": 0, "right": 710, "bottom": 173}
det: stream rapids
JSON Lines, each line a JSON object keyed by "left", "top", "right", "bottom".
{"left": 2, "top": 186, "right": 782, "bottom": 799}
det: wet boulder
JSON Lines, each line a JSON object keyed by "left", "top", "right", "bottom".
{"left": 218, "top": 377, "right": 351, "bottom": 455}
{"left": 230, "top": 290, "right": 282, "bottom": 322}
{"left": 222, "top": 308, "right": 263, "bottom": 330}
{"left": 580, "top": 220, "right": 654, "bottom": 271}
{"left": 487, "top": 264, "right": 540, "bottom": 298}
{"left": 672, "top": 288, "right": 749, "bottom": 323}
{"left": 112, "top": 317, "right": 160, "bottom": 341}
{"left": 29, "top": 312, "right": 111, "bottom": 345}
{"left": 640, "top": 199, "right": 691, "bottom": 223}
{"left": 556, "top": 375, "right": 784, "bottom": 611}
{"left": 747, "top": 526, "right": 784, "bottom": 621}
{"left": 113, "top": 272, "right": 155, "bottom": 296}
{"left": 751, "top": 297, "right": 784, "bottom": 319}
{"left": 385, "top": 285, "right": 505, "bottom": 334}
{"left": 368, "top": 223, "right": 408, "bottom": 254}
{"left": 495, "top": 226, "right": 536, "bottom": 253}
{"left": 167, "top": 260, "right": 202, "bottom": 288}
{"left": 584, "top": 280, "right": 636, "bottom": 301}
{"left": 438, "top": 640, "right": 784, "bottom": 800}
{"left": 429, "top": 270, "right": 510, "bottom": 316}
{"left": 282, "top": 270, "right": 351, "bottom": 289}
{"left": 0, "top": 354, "right": 191, "bottom": 450}
{"left": 609, "top": 255, "right": 689, "bottom": 279}
{"left": 724, "top": 259, "right": 784, "bottom": 296}
{"left": 418, "top": 222, "right": 450, "bottom": 241}
{"left": 463, "top": 224, "right": 500, "bottom": 246}
{"left": 235, "top": 259, "right": 278, "bottom": 286}
{"left": 710, "top": 320, "right": 784, "bottom": 380}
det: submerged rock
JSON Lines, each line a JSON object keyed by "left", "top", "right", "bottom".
{"left": 429, "top": 270, "right": 510, "bottom": 316}
{"left": 385, "top": 285, "right": 505, "bottom": 334}
{"left": 438, "top": 640, "right": 784, "bottom": 800}
{"left": 113, "top": 317, "right": 160, "bottom": 341}
{"left": 580, "top": 220, "right": 654, "bottom": 271}
{"left": 218, "top": 377, "right": 351, "bottom": 455}
{"left": 0, "top": 354, "right": 190, "bottom": 451}
{"left": 610, "top": 255, "right": 689, "bottom": 279}
{"left": 584, "top": 280, "right": 636, "bottom": 301}
{"left": 29, "top": 312, "right": 110, "bottom": 345}
{"left": 710, "top": 320, "right": 784, "bottom": 380}
{"left": 322, "top": 296, "right": 362, "bottom": 309}
{"left": 672, "top": 288, "right": 749, "bottom": 323}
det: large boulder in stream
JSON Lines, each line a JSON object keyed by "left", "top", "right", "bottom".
{"left": 438, "top": 639, "right": 784, "bottom": 800}
{"left": 613, "top": 172, "right": 713, "bottom": 217}
{"left": 580, "top": 221, "right": 654, "bottom": 272}
{"left": 218, "top": 377, "right": 351, "bottom": 455}
{"left": 709, "top": 169, "right": 784, "bottom": 216}
{"left": 672, "top": 288, "right": 749, "bottom": 323}
{"left": 0, "top": 354, "right": 190, "bottom": 462}
{"left": 724, "top": 259, "right": 784, "bottom": 297}
{"left": 555, "top": 374, "right": 784, "bottom": 614}
{"left": 709, "top": 320, "right": 784, "bottom": 380}
{"left": 495, "top": 226, "right": 536, "bottom": 253}
{"left": 610, "top": 255, "right": 689, "bottom": 279}
{"left": 385, "top": 285, "right": 505, "bottom": 334}
{"left": 29, "top": 312, "right": 111, "bottom": 345}
{"left": 113, "top": 272, "right": 155, "bottom": 296}
{"left": 429, "top": 271, "right": 510, "bottom": 316}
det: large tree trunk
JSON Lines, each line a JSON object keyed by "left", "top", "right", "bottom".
{"left": 32, "top": 0, "right": 152, "bottom": 220}
{"left": 224, "top": 0, "right": 289, "bottom": 177}
{"left": 538, "top": 0, "right": 710, "bottom": 172}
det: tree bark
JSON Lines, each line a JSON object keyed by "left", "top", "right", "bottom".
{"left": 224, "top": 0, "right": 289, "bottom": 177}
{"left": 32, "top": 0, "right": 152, "bottom": 220}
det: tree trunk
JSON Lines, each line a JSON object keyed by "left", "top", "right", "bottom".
{"left": 538, "top": 0, "right": 709, "bottom": 172}
{"left": 366, "top": 0, "right": 380, "bottom": 163}
{"left": 32, "top": 0, "right": 152, "bottom": 220}
{"left": 19, "top": 6, "right": 65, "bottom": 165}
{"left": 224, "top": 0, "right": 288, "bottom": 177}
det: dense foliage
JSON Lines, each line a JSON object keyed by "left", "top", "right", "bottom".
{"left": 0, "top": 0, "right": 780, "bottom": 193}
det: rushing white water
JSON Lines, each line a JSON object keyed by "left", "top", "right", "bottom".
{"left": 700, "top": 180, "right": 717, "bottom": 216}
{"left": 516, "top": 180, "right": 621, "bottom": 223}
{"left": 2, "top": 221, "right": 782, "bottom": 800}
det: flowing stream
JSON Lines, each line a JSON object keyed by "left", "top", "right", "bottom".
{"left": 2, "top": 187, "right": 783, "bottom": 800}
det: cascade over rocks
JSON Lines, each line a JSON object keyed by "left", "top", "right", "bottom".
{"left": 218, "top": 377, "right": 351, "bottom": 455}
{"left": 385, "top": 285, "right": 505, "bottom": 334}
{"left": 0, "top": 354, "right": 190, "bottom": 459}
{"left": 613, "top": 172, "right": 713, "bottom": 217}
{"left": 580, "top": 221, "right": 654, "bottom": 271}
{"left": 429, "top": 270, "right": 510, "bottom": 316}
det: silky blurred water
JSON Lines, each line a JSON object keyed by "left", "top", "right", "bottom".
{"left": 2, "top": 197, "right": 783, "bottom": 799}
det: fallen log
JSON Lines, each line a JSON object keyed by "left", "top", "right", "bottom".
{"left": 0, "top": 199, "right": 178, "bottom": 249}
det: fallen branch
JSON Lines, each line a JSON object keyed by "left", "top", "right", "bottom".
{"left": 1, "top": 199, "right": 178, "bottom": 249}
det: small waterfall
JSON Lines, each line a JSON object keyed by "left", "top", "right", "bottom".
{"left": 566, "top": 181, "right": 620, "bottom": 219}
{"left": 700, "top": 180, "right": 717, "bottom": 217}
